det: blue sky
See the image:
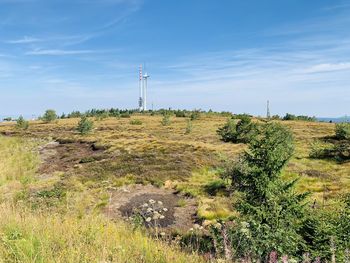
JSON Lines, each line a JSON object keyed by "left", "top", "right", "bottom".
{"left": 0, "top": 0, "right": 349, "bottom": 117}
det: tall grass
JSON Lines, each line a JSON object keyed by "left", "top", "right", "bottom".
{"left": 0, "top": 136, "right": 204, "bottom": 263}
{"left": 0, "top": 205, "right": 204, "bottom": 263}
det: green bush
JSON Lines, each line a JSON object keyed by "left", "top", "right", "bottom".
{"left": 190, "top": 111, "right": 201, "bottom": 121}
{"left": 217, "top": 116, "right": 257, "bottom": 143}
{"left": 77, "top": 116, "right": 94, "bottom": 135}
{"left": 120, "top": 113, "right": 131, "bottom": 118}
{"left": 42, "top": 109, "right": 57, "bottom": 123}
{"left": 161, "top": 113, "right": 171, "bottom": 126}
{"left": 335, "top": 123, "right": 350, "bottom": 140}
{"left": 16, "top": 116, "right": 29, "bottom": 130}
{"left": 130, "top": 119, "right": 143, "bottom": 125}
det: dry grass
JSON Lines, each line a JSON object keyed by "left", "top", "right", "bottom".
{"left": 0, "top": 115, "right": 349, "bottom": 211}
{"left": 0, "top": 135, "right": 205, "bottom": 263}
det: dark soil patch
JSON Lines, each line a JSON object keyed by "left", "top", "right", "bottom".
{"left": 105, "top": 184, "right": 197, "bottom": 231}
{"left": 38, "top": 140, "right": 106, "bottom": 174}
{"left": 119, "top": 193, "right": 177, "bottom": 227}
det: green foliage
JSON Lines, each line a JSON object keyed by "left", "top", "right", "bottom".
{"left": 120, "top": 112, "right": 131, "bottom": 118}
{"left": 309, "top": 139, "right": 350, "bottom": 162}
{"left": 3, "top": 117, "right": 12, "bottom": 121}
{"left": 175, "top": 110, "right": 187, "bottom": 118}
{"left": 161, "top": 113, "right": 171, "bottom": 126}
{"left": 185, "top": 119, "right": 193, "bottom": 134}
{"left": 283, "top": 113, "right": 316, "bottom": 121}
{"left": 190, "top": 110, "right": 201, "bottom": 121}
{"left": 42, "top": 109, "right": 57, "bottom": 123}
{"left": 130, "top": 119, "right": 143, "bottom": 125}
{"left": 219, "top": 122, "right": 308, "bottom": 260}
{"left": 16, "top": 116, "right": 29, "bottom": 130}
{"left": 204, "top": 179, "right": 227, "bottom": 196}
{"left": 335, "top": 123, "right": 350, "bottom": 140}
{"left": 77, "top": 116, "right": 94, "bottom": 135}
{"left": 217, "top": 116, "right": 258, "bottom": 143}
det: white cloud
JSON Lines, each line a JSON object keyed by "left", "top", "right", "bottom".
{"left": 303, "top": 62, "right": 350, "bottom": 73}
{"left": 26, "top": 49, "right": 95, "bottom": 56}
{"left": 6, "top": 36, "right": 41, "bottom": 44}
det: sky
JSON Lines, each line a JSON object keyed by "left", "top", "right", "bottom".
{"left": 0, "top": 0, "right": 350, "bottom": 117}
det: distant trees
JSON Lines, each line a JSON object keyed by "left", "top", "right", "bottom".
{"left": 42, "top": 109, "right": 57, "bottom": 123}
{"left": 283, "top": 113, "right": 316, "bottom": 122}
{"left": 76, "top": 116, "right": 94, "bottom": 135}
{"left": 16, "top": 116, "right": 29, "bottom": 130}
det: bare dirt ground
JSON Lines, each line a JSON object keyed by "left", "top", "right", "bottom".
{"left": 105, "top": 184, "right": 197, "bottom": 231}
{"left": 38, "top": 140, "right": 106, "bottom": 174}
{"left": 38, "top": 141, "right": 198, "bottom": 231}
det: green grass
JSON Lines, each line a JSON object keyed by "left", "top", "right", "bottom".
{"left": 0, "top": 135, "right": 205, "bottom": 263}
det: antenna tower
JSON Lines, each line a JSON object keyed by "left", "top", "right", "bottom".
{"left": 267, "top": 100, "right": 271, "bottom": 119}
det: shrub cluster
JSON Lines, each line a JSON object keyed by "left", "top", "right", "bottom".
{"left": 283, "top": 113, "right": 316, "bottom": 121}
{"left": 335, "top": 123, "right": 350, "bottom": 140}
{"left": 217, "top": 116, "right": 258, "bottom": 143}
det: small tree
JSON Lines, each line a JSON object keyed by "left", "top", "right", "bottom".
{"left": 335, "top": 123, "right": 350, "bottom": 140}
{"left": 77, "top": 116, "right": 94, "bottom": 135}
{"left": 220, "top": 122, "right": 308, "bottom": 260}
{"left": 16, "top": 116, "right": 29, "bottom": 130}
{"left": 161, "top": 112, "right": 171, "bottom": 126}
{"left": 185, "top": 119, "right": 193, "bottom": 134}
{"left": 42, "top": 109, "right": 57, "bottom": 123}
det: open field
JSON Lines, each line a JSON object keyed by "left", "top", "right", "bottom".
{"left": 0, "top": 114, "right": 349, "bottom": 261}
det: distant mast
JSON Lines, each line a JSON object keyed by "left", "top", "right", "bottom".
{"left": 267, "top": 100, "right": 271, "bottom": 119}
{"left": 143, "top": 72, "right": 150, "bottom": 111}
{"left": 139, "top": 65, "right": 143, "bottom": 111}
{"left": 138, "top": 64, "right": 150, "bottom": 111}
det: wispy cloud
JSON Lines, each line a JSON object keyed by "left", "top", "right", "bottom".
{"left": 304, "top": 62, "right": 350, "bottom": 73}
{"left": 6, "top": 36, "right": 41, "bottom": 44}
{"left": 25, "top": 49, "right": 95, "bottom": 56}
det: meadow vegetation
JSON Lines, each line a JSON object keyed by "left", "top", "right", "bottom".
{"left": 0, "top": 109, "right": 349, "bottom": 262}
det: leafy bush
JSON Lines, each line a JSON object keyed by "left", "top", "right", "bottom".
{"left": 335, "top": 123, "right": 350, "bottom": 140}
{"left": 77, "top": 116, "right": 94, "bottom": 135}
{"left": 217, "top": 116, "right": 257, "bottom": 143}
{"left": 42, "top": 109, "right": 57, "bottom": 123}
{"left": 16, "top": 116, "right": 29, "bottom": 130}
{"left": 130, "top": 119, "right": 143, "bottom": 125}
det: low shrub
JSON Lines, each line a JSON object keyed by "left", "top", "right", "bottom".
{"left": 16, "top": 116, "right": 29, "bottom": 130}
{"left": 161, "top": 113, "right": 171, "bottom": 126}
{"left": 217, "top": 116, "right": 258, "bottom": 143}
{"left": 130, "top": 119, "right": 143, "bottom": 125}
{"left": 335, "top": 123, "right": 350, "bottom": 140}
{"left": 185, "top": 119, "right": 193, "bottom": 134}
{"left": 120, "top": 113, "right": 131, "bottom": 118}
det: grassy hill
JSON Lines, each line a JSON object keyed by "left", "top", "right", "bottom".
{"left": 0, "top": 114, "right": 348, "bottom": 261}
